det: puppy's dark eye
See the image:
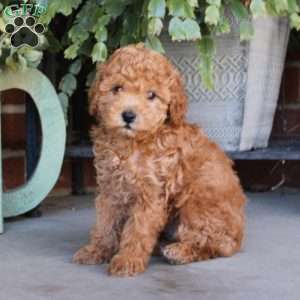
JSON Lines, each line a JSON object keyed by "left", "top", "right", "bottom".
{"left": 147, "top": 91, "right": 156, "bottom": 100}
{"left": 111, "top": 85, "right": 123, "bottom": 94}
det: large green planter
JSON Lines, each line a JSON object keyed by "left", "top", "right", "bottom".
{"left": 0, "top": 68, "right": 66, "bottom": 233}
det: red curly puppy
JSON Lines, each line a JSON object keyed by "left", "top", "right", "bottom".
{"left": 73, "top": 44, "right": 246, "bottom": 276}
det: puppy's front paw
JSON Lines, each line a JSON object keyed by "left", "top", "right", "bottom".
{"left": 108, "top": 254, "right": 146, "bottom": 277}
{"left": 73, "top": 245, "right": 107, "bottom": 265}
{"left": 162, "top": 242, "right": 194, "bottom": 265}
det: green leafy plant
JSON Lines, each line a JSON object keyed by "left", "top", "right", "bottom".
{"left": 1, "top": 0, "right": 300, "bottom": 106}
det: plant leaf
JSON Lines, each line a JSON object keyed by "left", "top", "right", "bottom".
{"left": 0, "top": 17, "right": 6, "bottom": 32}
{"left": 57, "top": 0, "right": 82, "bottom": 16}
{"left": 169, "top": 17, "right": 186, "bottom": 41}
{"left": 239, "top": 19, "right": 254, "bottom": 41}
{"left": 229, "top": 0, "right": 249, "bottom": 20}
{"left": 69, "top": 59, "right": 82, "bottom": 75}
{"left": 287, "top": 0, "right": 300, "bottom": 13}
{"left": 21, "top": 48, "right": 43, "bottom": 68}
{"left": 145, "top": 36, "right": 165, "bottom": 53}
{"left": 187, "top": 0, "right": 198, "bottom": 8}
{"left": 17, "top": 54, "right": 27, "bottom": 71}
{"left": 91, "top": 42, "right": 107, "bottom": 63}
{"left": 64, "top": 44, "right": 80, "bottom": 59}
{"left": 148, "top": 0, "right": 166, "bottom": 18}
{"left": 5, "top": 56, "right": 18, "bottom": 71}
{"left": 199, "top": 54, "right": 214, "bottom": 90}
{"left": 250, "top": 0, "right": 267, "bottom": 17}
{"left": 182, "top": 19, "right": 201, "bottom": 40}
{"left": 169, "top": 17, "right": 201, "bottom": 41}
{"left": 265, "top": 1, "right": 278, "bottom": 16}
{"left": 205, "top": 5, "right": 220, "bottom": 26}
{"left": 198, "top": 36, "right": 216, "bottom": 57}
{"left": 273, "top": 0, "right": 289, "bottom": 14}
{"left": 207, "top": 0, "right": 221, "bottom": 7}
{"left": 68, "top": 24, "right": 89, "bottom": 44}
{"left": 148, "top": 17, "right": 163, "bottom": 36}
{"left": 58, "top": 92, "right": 69, "bottom": 109}
{"left": 95, "top": 27, "right": 108, "bottom": 42}
{"left": 39, "top": 0, "right": 82, "bottom": 24}
{"left": 217, "top": 15, "right": 231, "bottom": 33}
{"left": 102, "top": 0, "right": 129, "bottom": 17}
{"left": 197, "top": 38, "right": 215, "bottom": 90}
{"left": 58, "top": 92, "right": 69, "bottom": 122}
{"left": 59, "top": 74, "right": 77, "bottom": 96}
{"left": 167, "top": 0, "right": 195, "bottom": 18}
{"left": 290, "top": 12, "right": 300, "bottom": 29}
{"left": 92, "top": 15, "right": 111, "bottom": 32}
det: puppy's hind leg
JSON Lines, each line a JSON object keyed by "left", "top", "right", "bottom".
{"left": 162, "top": 194, "right": 244, "bottom": 265}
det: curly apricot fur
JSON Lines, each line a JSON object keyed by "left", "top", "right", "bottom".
{"left": 73, "top": 44, "right": 246, "bottom": 277}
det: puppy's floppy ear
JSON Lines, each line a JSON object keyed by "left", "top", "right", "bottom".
{"left": 167, "top": 70, "right": 188, "bottom": 126}
{"left": 89, "top": 63, "right": 104, "bottom": 118}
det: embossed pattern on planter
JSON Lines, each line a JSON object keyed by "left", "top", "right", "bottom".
{"left": 163, "top": 33, "right": 249, "bottom": 150}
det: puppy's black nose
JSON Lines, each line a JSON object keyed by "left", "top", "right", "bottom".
{"left": 122, "top": 111, "right": 136, "bottom": 124}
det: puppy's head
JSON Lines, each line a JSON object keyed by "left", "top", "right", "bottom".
{"left": 89, "top": 44, "right": 187, "bottom": 137}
